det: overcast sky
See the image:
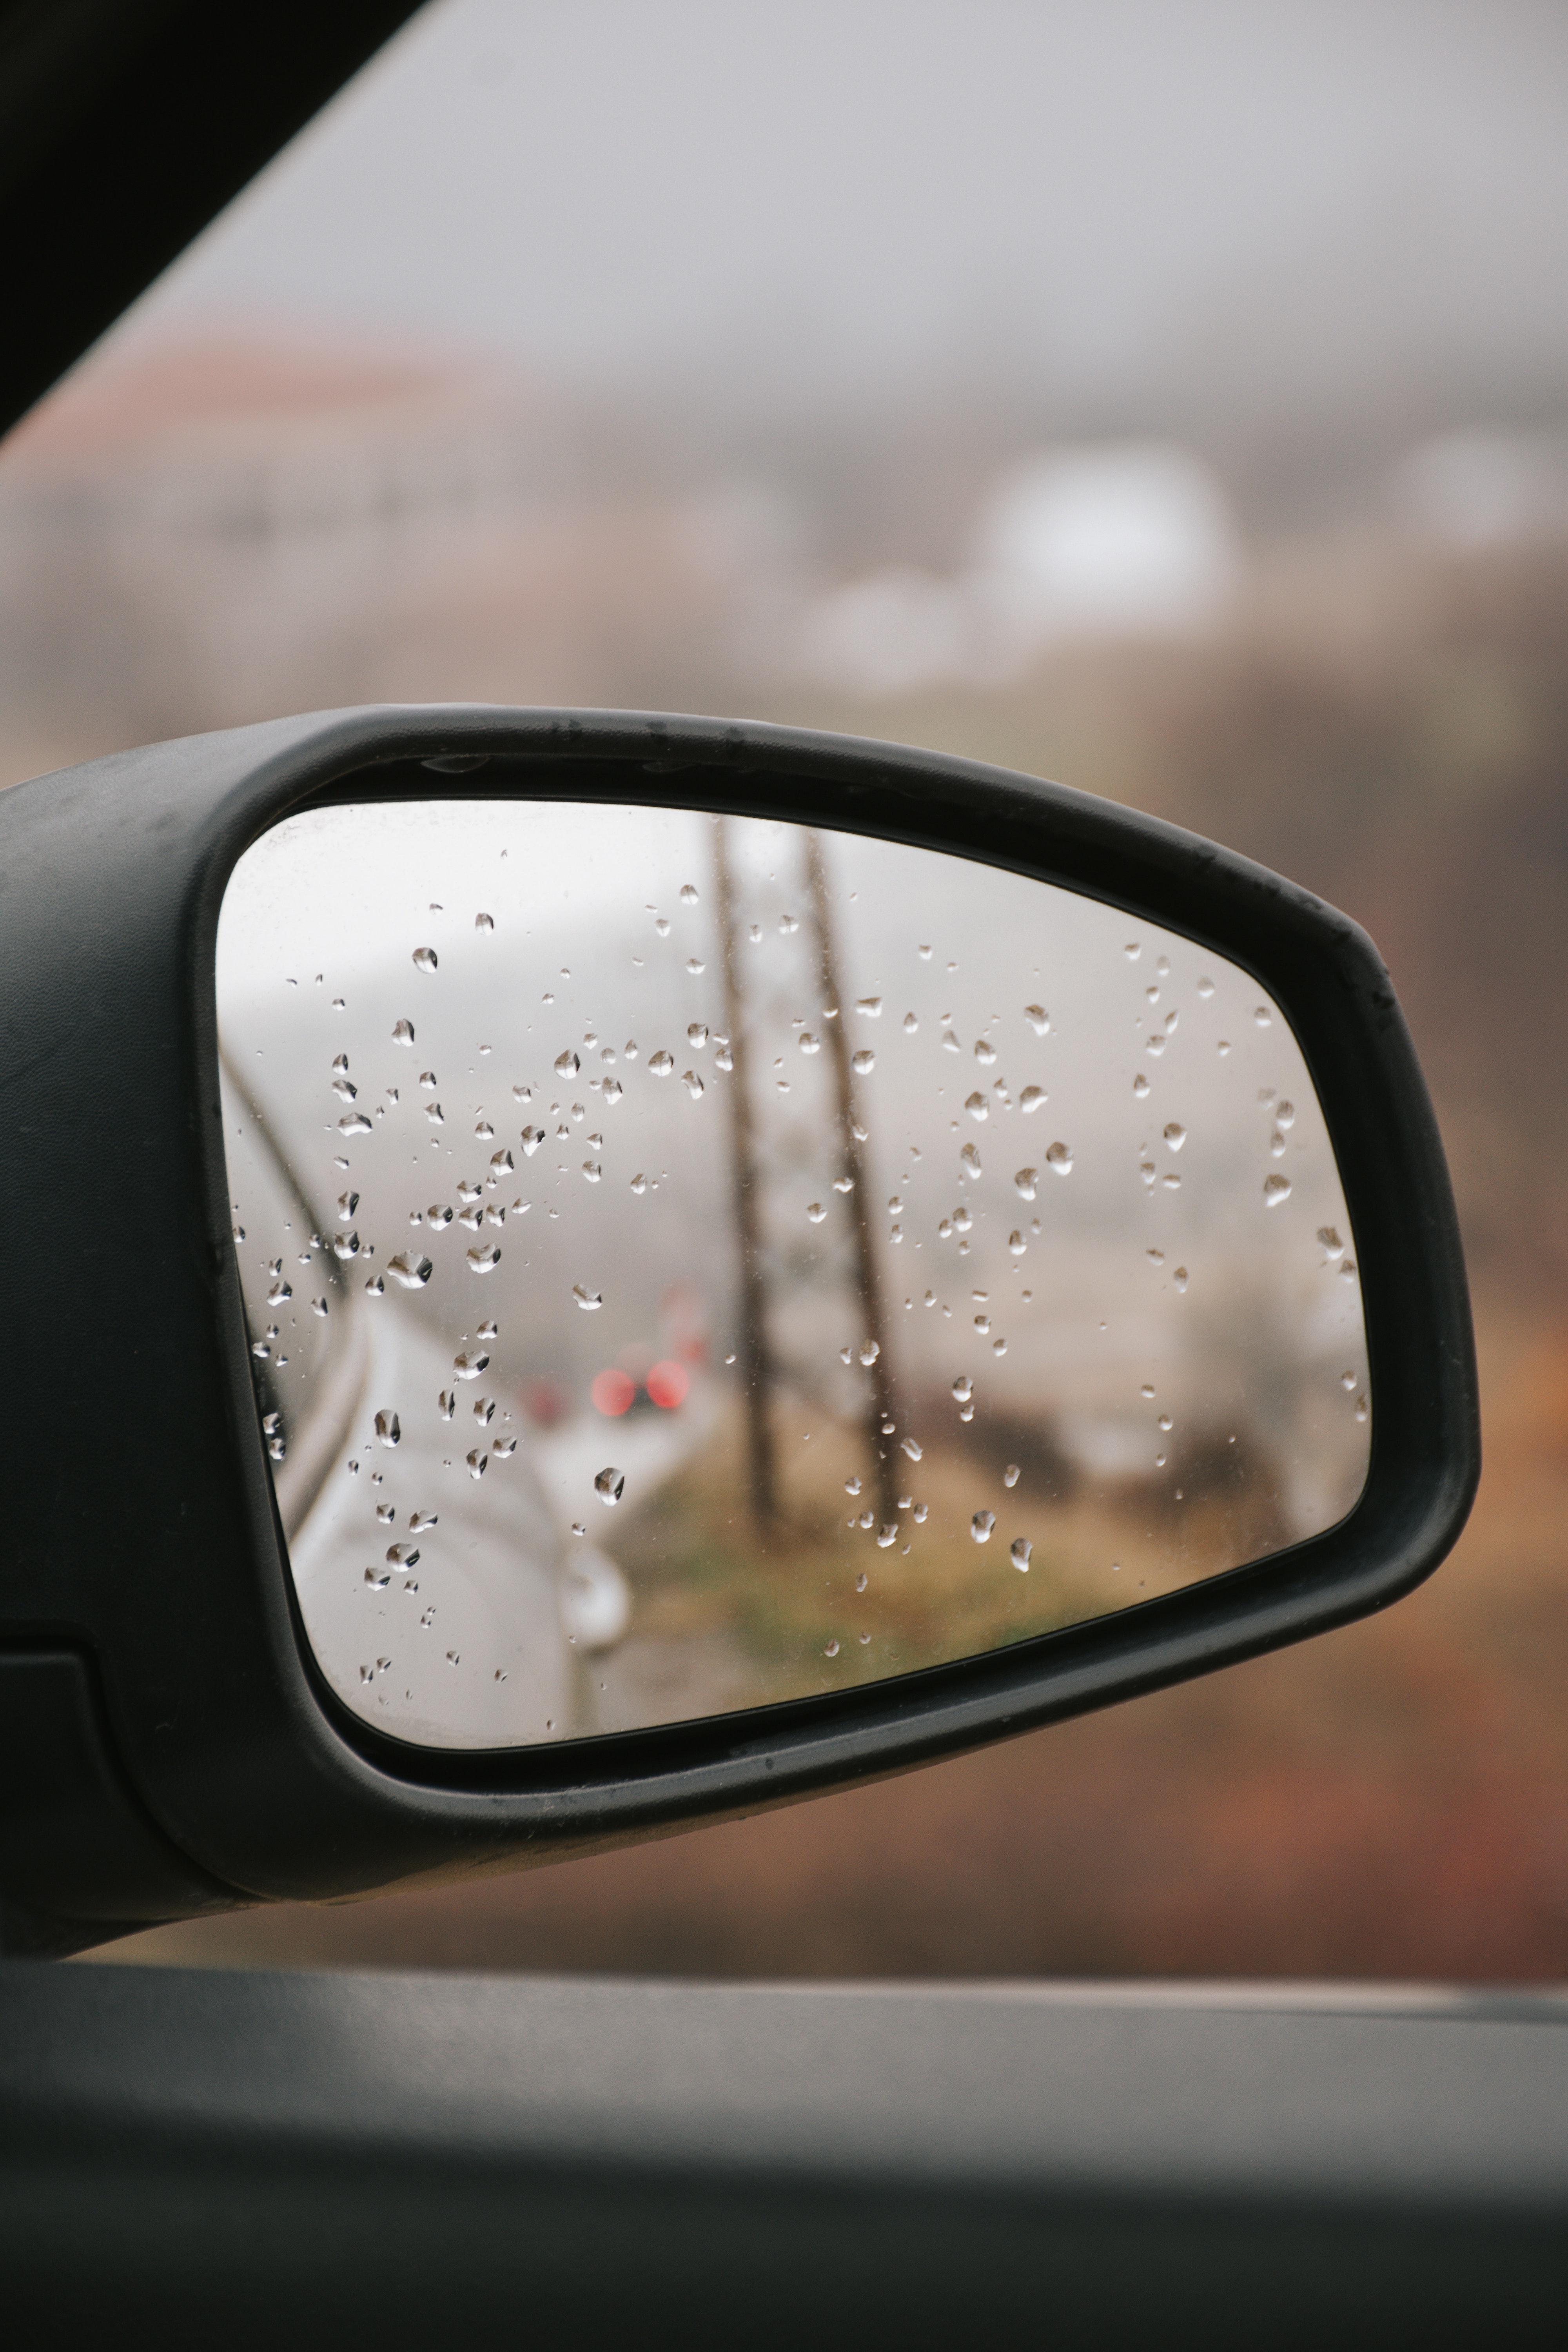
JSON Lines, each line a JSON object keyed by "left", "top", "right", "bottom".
{"left": 115, "top": 0, "right": 1568, "bottom": 442}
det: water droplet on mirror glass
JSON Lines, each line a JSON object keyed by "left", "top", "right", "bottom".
{"left": 1197, "top": 976, "right": 1215, "bottom": 998}
{"left": 852, "top": 1048, "right": 876, "bottom": 1075}
{"left": 409, "top": 1510, "right": 438, "bottom": 1534}
{"left": 974, "top": 1312, "right": 991, "bottom": 1335}
{"left": 965, "top": 1091, "right": 990, "bottom": 1123}
{"left": 686, "top": 957, "right": 705, "bottom": 975}
{"left": 824, "top": 1639, "right": 840, "bottom": 1658}
{"left": 337, "top": 1112, "right": 372, "bottom": 1136}
{"left": 1354, "top": 1393, "right": 1369, "bottom": 1423}
{"left": 1018, "top": 1086, "right": 1047, "bottom": 1116}
{"left": 386, "top": 1543, "right": 420, "bottom": 1570}
{"left": 466, "top": 1450, "right": 488, "bottom": 1480}
{"left": 941, "top": 1030, "right": 961, "bottom": 1053}
{"left": 1002, "top": 1464, "right": 1021, "bottom": 1490}
{"left": 876, "top": 1524, "right": 898, "bottom": 1548}
{"left": 573, "top": 1285, "right": 603, "bottom": 1310}
{"left": 1014, "top": 1169, "right": 1037, "bottom": 1200}
{"left": 858, "top": 1340, "right": 880, "bottom": 1366}
{"left": 971, "top": 1511, "right": 995, "bottom": 1544}
{"left": 1011, "top": 1538, "right": 1032, "bottom": 1572}
{"left": 467, "top": 1244, "right": 502, "bottom": 1272}
{"left": 806, "top": 1201, "right": 827, "bottom": 1224}
{"left": 973, "top": 1040, "right": 996, "bottom": 1067}
{"left": 1263, "top": 1173, "right": 1292, "bottom": 1207}
{"left": 1173, "top": 1267, "right": 1188, "bottom": 1292}
{"left": 412, "top": 947, "right": 437, "bottom": 974}
{"left": 1007, "top": 1230, "right": 1026, "bottom": 1257}
{"left": 1045, "top": 1142, "right": 1073, "bottom": 1175}
{"left": 630, "top": 1174, "right": 647, "bottom": 1196}
{"left": 387, "top": 1252, "right": 433, "bottom": 1289}
{"left": 677, "top": 881, "right": 699, "bottom": 907}
{"left": 426, "top": 1204, "right": 454, "bottom": 1228}
{"left": 648, "top": 1050, "right": 675, "bottom": 1077}
{"left": 951, "top": 1376, "right": 973, "bottom": 1405}
{"left": 333, "top": 1231, "right": 361, "bottom": 1261}
{"left": 594, "top": 1466, "right": 625, "bottom": 1506}
{"left": 833, "top": 1175, "right": 855, "bottom": 1194}
{"left": 1254, "top": 1006, "right": 1272, "bottom": 1027}
{"left": 654, "top": 916, "right": 670, "bottom": 937}
{"left": 1163, "top": 1123, "right": 1186, "bottom": 1152}
{"left": 375, "top": 1410, "right": 400, "bottom": 1448}
{"left": 953, "top": 1206, "right": 972, "bottom": 1233}
{"left": 681, "top": 1071, "right": 704, "bottom": 1100}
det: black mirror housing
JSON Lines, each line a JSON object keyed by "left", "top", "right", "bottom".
{"left": 0, "top": 708, "right": 1479, "bottom": 1952}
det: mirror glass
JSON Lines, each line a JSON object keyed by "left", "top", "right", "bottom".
{"left": 217, "top": 796, "right": 1369, "bottom": 1748}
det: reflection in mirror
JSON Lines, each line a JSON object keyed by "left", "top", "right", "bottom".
{"left": 217, "top": 798, "right": 1368, "bottom": 1749}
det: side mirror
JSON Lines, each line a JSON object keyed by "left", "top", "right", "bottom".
{"left": 0, "top": 710, "right": 1477, "bottom": 1952}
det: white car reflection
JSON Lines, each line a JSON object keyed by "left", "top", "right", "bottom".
{"left": 227, "top": 1062, "right": 647, "bottom": 1747}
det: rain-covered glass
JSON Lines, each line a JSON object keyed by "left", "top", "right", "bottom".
{"left": 216, "top": 800, "right": 1369, "bottom": 1748}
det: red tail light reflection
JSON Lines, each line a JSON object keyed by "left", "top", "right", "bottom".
{"left": 590, "top": 1360, "right": 690, "bottom": 1416}
{"left": 590, "top": 1368, "right": 636, "bottom": 1417}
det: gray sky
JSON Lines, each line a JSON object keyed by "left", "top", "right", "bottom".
{"left": 116, "top": 0, "right": 1568, "bottom": 441}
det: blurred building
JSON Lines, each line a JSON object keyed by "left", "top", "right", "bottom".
{"left": 795, "top": 442, "right": 1243, "bottom": 693}
{"left": 0, "top": 338, "right": 788, "bottom": 748}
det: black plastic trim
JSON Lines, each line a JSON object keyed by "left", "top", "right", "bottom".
{"left": 4, "top": 1967, "right": 1565, "bottom": 2344}
{"left": 0, "top": 0, "right": 428, "bottom": 440}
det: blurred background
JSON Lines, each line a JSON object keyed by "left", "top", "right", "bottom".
{"left": 12, "top": 0, "right": 1568, "bottom": 1977}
